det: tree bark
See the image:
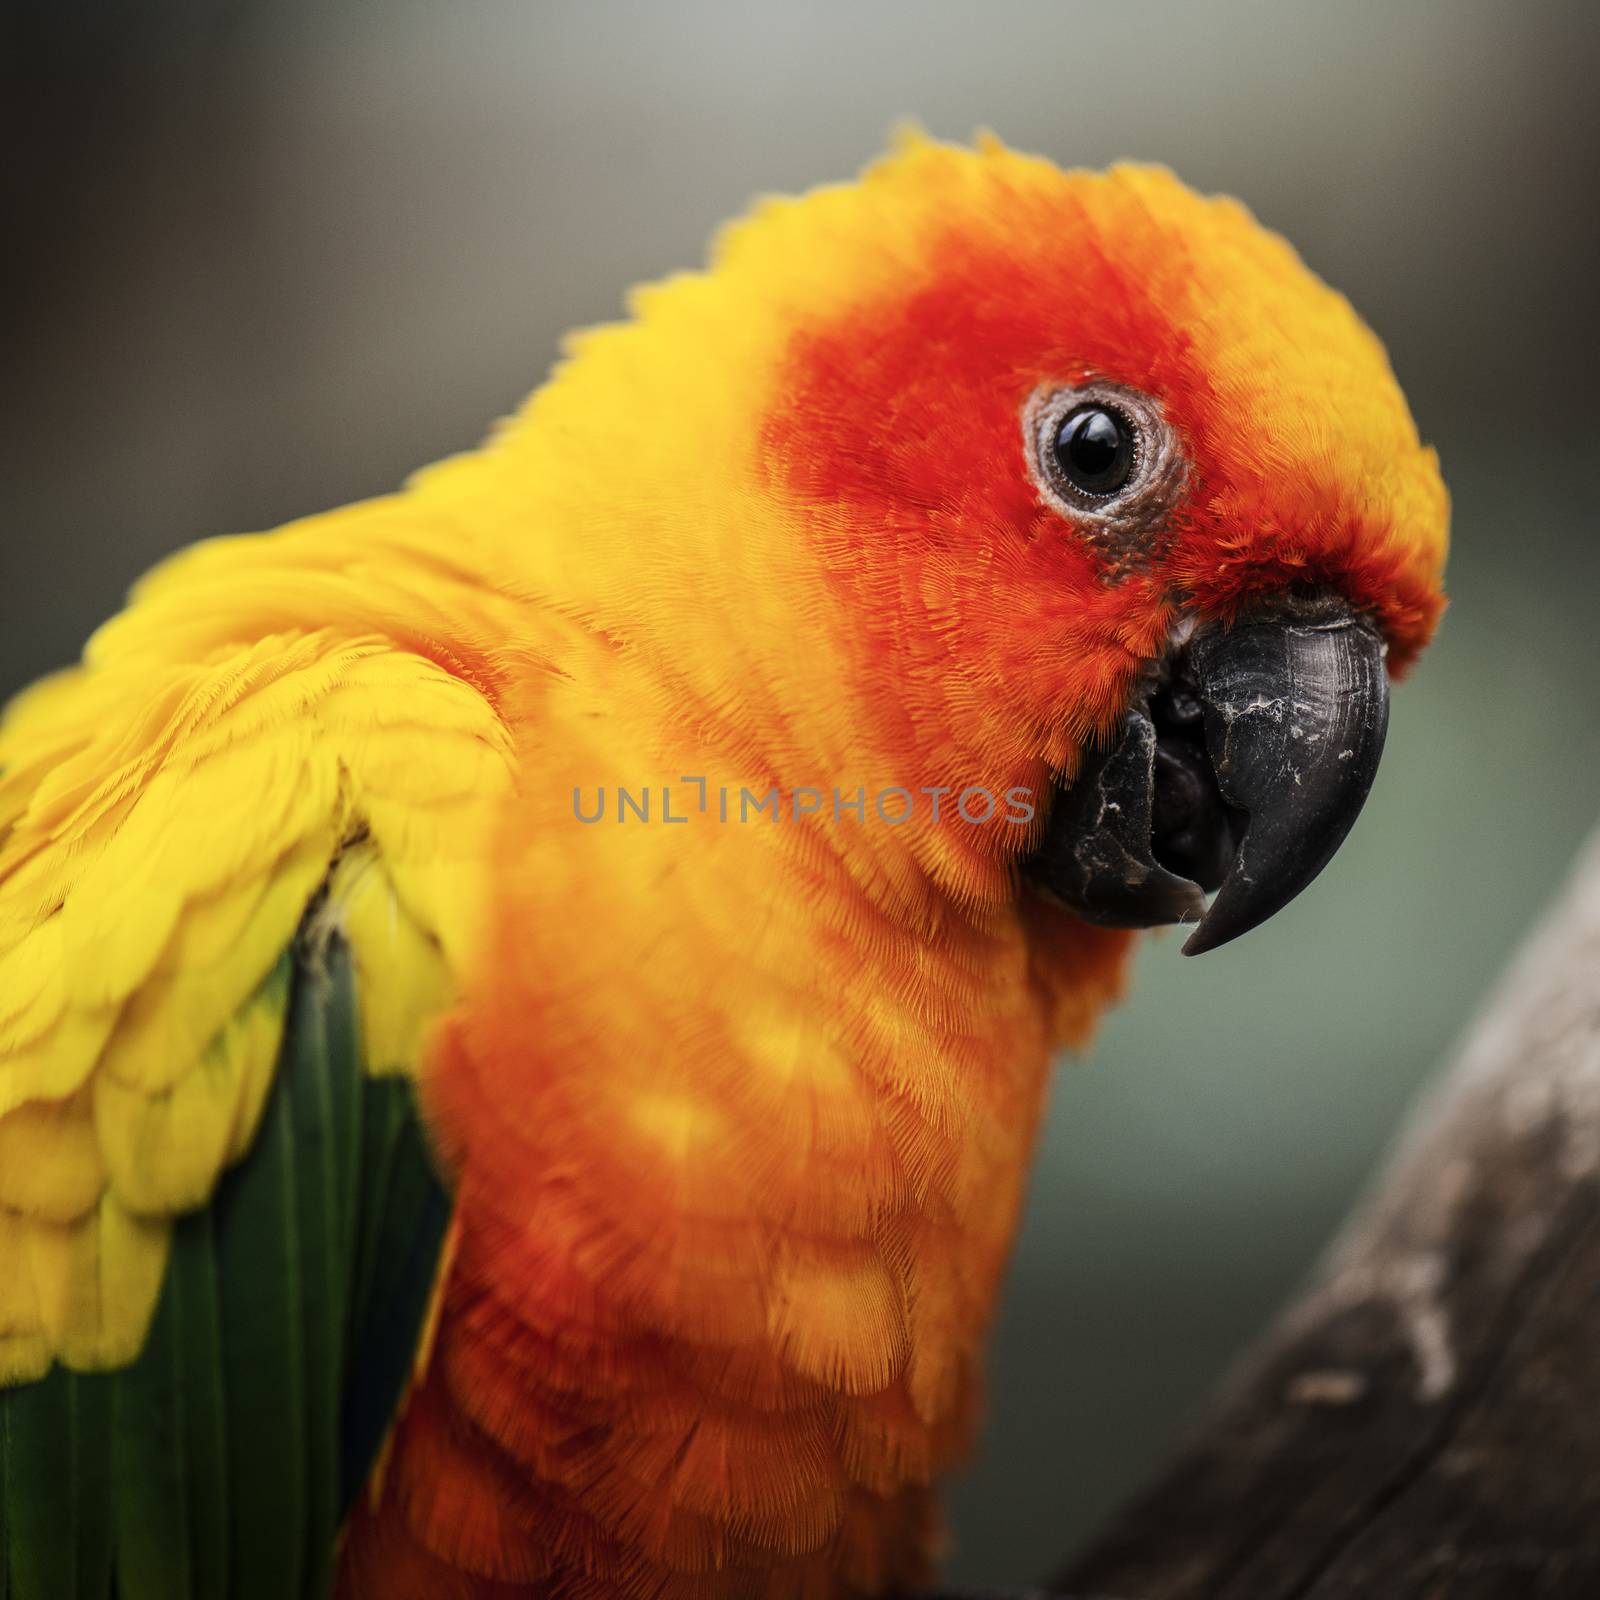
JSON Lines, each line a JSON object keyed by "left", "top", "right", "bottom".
{"left": 1051, "top": 828, "right": 1600, "bottom": 1600}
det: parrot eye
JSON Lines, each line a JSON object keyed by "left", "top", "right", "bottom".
{"left": 1023, "top": 381, "right": 1188, "bottom": 558}
{"left": 1052, "top": 405, "right": 1136, "bottom": 496}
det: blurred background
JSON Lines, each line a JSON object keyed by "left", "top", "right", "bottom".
{"left": 4, "top": 0, "right": 1598, "bottom": 1584}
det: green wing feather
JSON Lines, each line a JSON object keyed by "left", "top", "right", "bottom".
{"left": 1, "top": 1368, "right": 112, "bottom": 1599}
{"left": 0, "top": 921, "right": 452, "bottom": 1600}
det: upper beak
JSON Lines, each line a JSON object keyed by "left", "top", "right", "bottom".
{"left": 1022, "top": 591, "right": 1391, "bottom": 956}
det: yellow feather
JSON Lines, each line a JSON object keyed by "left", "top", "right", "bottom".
{"left": 0, "top": 1207, "right": 50, "bottom": 1383}
{"left": 94, "top": 960, "right": 289, "bottom": 1215}
{"left": 56, "top": 1193, "right": 169, "bottom": 1370}
{"left": 0, "top": 1092, "right": 104, "bottom": 1223}
{"left": 326, "top": 843, "right": 453, "bottom": 1078}
{"left": 0, "top": 915, "right": 68, "bottom": 1044}
{"left": 95, "top": 827, "right": 337, "bottom": 1094}
{"left": 0, "top": 1000, "right": 120, "bottom": 1117}
{"left": 1, "top": 1192, "right": 167, "bottom": 1374}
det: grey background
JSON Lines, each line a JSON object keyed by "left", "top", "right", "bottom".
{"left": 4, "top": 0, "right": 1598, "bottom": 1584}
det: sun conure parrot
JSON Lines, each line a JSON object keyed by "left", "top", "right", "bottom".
{"left": 0, "top": 131, "right": 1448, "bottom": 1600}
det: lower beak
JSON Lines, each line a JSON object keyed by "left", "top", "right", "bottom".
{"left": 1022, "top": 592, "right": 1391, "bottom": 956}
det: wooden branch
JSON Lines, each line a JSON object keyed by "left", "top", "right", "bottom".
{"left": 1050, "top": 828, "right": 1600, "bottom": 1600}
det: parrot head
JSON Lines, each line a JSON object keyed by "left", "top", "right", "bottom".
{"left": 465, "top": 130, "right": 1448, "bottom": 953}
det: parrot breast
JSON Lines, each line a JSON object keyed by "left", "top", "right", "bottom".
{"left": 337, "top": 675, "right": 1132, "bottom": 1597}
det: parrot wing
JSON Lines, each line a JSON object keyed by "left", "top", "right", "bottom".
{"left": 0, "top": 515, "right": 519, "bottom": 1598}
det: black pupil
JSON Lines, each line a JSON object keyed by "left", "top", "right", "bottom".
{"left": 1053, "top": 405, "right": 1134, "bottom": 495}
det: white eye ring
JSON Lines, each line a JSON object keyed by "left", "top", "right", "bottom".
{"left": 1022, "top": 381, "right": 1188, "bottom": 554}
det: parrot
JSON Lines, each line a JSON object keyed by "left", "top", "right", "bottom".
{"left": 0, "top": 131, "right": 1448, "bottom": 1600}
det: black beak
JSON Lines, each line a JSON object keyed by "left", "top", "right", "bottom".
{"left": 1022, "top": 592, "right": 1390, "bottom": 956}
